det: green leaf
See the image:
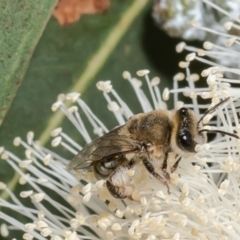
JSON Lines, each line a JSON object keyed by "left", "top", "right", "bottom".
{"left": 0, "top": 0, "right": 57, "bottom": 124}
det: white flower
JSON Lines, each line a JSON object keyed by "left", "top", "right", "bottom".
{"left": 153, "top": 0, "right": 240, "bottom": 69}
{"left": 1, "top": 1, "right": 240, "bottom": 240}
{"left": 153, "top": 0, "right": 240, "bottom": 40}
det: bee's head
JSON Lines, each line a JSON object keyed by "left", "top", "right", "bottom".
{"left": 174, "top": 108, "right": 207, "bottom": 154}
{"left": 172, "top": 98, "right": 239, "bottom": 157}
{"left": 171, "top": 98, "right": 239, "bottom": 157}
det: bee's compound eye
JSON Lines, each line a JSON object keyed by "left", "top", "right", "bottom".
{"left": 181, "top": 134, "right": 187, "bottom": 141}
{"left": 180, "top": 133, "right": 190, "bottom": 146}
{"left": 179, "top": 132, "right": 196, "bottom": 152}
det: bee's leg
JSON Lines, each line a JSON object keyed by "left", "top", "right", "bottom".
{"left": 162, "top": 152, "right": 170, "bottom": 180}
{"left": 142, "top": 158, "right": 170, "bottom": 194}
{"left": 106, "top": 159, "right": 137, "bottom": 199}
{"left": 171, "top": 156, "right": 182, "bottom": 173}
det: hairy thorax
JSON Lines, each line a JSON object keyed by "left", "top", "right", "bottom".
{"left": 122, "top": 110, "right": 173, "bottom": 156}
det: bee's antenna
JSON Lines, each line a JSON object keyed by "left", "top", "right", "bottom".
{"left": 197, "top": 97, "right": 238, "bottom": 139}
{"left": 197, "top": 97, "right": 230, "bottom": 129}
{"left": 198, "top": 129, "right": 239, "bottom": 139}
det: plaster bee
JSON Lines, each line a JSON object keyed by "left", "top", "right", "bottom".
{"left": 68, "top": 98, "right": 239, "bottom": 199}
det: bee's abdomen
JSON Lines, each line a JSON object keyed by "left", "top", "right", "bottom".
{"left": 93, "top": 157, "right": 123, "bottom": 179}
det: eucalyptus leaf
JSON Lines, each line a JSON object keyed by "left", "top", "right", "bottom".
{"left": 0, "top": 0, "right": 57, "bottom": 125}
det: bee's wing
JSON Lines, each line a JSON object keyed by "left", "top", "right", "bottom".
{"left": 67, "top": 127, "right": 140, "bottom": 170}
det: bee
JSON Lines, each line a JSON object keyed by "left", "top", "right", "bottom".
{"left": 68, "top": 98, "right": 239, "bottom": 199}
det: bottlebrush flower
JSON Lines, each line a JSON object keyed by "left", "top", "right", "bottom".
{"left": 1, "top": 1, "right": 240, "bottom": 240}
